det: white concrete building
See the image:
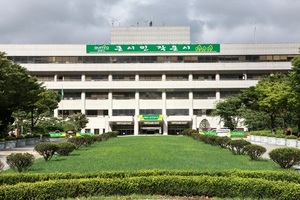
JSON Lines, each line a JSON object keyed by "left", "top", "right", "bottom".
{"left": 0, "top": 26, "right": 299, "bottom": 135}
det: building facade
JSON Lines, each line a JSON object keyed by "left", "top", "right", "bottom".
{"left": 0, "top": 27, "right": 299, "bottom": 135}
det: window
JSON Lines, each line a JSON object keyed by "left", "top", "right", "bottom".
{"left": 113, "top": 92, "right": 135, "bottom": 99}
{"left": 140, "top": 92, "right": 161, "bottom": 99}
{"left": 193, "top": 74, "right": 215, "bottom": 81}
{"left": 220, "top": 91, "right": 241, "bottom": 98}
{"left": 139, "top": 75, "right": 161, "bottom": 81}
{"left": 113, "top": 75, "right": 135, "bottom": 81}
{"left": 167, "top": 109, "right": 189, "bottom": 116}
{"left": 86, "top": 110, "right": 98, "bottom": 117}
{"left": 140, "top": 109, "right": 162, "bottom": 115}
{"left": 113, "top": 109, "right": 135, "bottom": 116}
{"left": 194, "top": 91, "right": 216, "bottom": 99}
{"left": 86, "top": 75, "right": 108, "bottom": 81}
{"left": 166, "top": 74, "right": 188, "bottom": 81}
{"left": 86, "top": 92, "right": 108, "bottom": 99}
{"left": 166, "top": 91, "right": 189, "bottom": 99}
{"left": 63, "top": 92, "right": 81, "bottom": 100}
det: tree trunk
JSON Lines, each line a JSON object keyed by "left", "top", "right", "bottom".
{"left": 270, "top": 113, "right": 276, "bottom": 134}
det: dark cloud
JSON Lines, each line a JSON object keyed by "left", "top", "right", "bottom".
{"left": 0, "top": 0, "right": 299, "bottom": 44}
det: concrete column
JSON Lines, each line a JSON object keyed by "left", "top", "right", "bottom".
{"left": 189, "top": 90, "right": 193, "bottom": 116}
{"left": 216, "top": 90, "right": 220, "bottom": 100}
{"left": 82, "top": 74, "right": 86, "bottom": 82}
{"left": 54, "top": 75, "right": 58, "bottom": 82}
{"left": 243, "top": 73, "right": 247, "bottom": 80}
{"left": 135, "top": 74, "right": 139, "bottom": 81}
{"left": 192, "top": 115, "right": 197, "bottom": 130}
{"left": 108, "top": 91, "right": 113, "bottom": 117}
{"left": 134, "top": 91, "right": 140, "bottom": 135}
{"left": 81, "top": 90, "right": 86, "bottom": 114}
{"left": 54, "top": 108, "right": 59, "bottom": 118}
{"left": 162, "top": 74, "right": 166, "bottom": 81}
{"left": 162, "top": 90, "right": 168, "bottom": 135}
{"left": 108, "top": 74, "right": 113, "bottom": 82}
{"left": 189, "top": 73, "right": 193, "bottom": 81}
{"left": 216, "top": 73, "right": 220, "bottom": 81}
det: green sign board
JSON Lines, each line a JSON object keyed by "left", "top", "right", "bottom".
{"left": 140, "top": 114, "right": 163, "bottom": 121}
{"left": 86, "top": 44, "right": 220, "bottom": 53}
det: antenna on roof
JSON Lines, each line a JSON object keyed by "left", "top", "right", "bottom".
{"left": 254, "top": 23, "right": 257, "bottom": 44}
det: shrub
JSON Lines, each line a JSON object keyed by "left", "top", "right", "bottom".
{"left": 228, "top": 139, "right": 251, "bottom": 155}
{"left": 68, "top": 136, "right": 85, "bottom": 149}
{"left": 244, "top": 144, "right": 266, "bottom": 160}
{"left": 269, "top": 147, "right": 300, "bottom": 169}
{"left": 94, "top": 135, "right": 103, "bottom": 142}
{"left": 82, "top": 135, "right": 94, "bottom": 147}
{"left": 34, "top": 142, "right": 58, "bottom": 161}
{"left": 182, "top": 129, "right": 198, "bottom": 137}
{"left": 215, "top": 137, "right": 231, "bottom": 148}
{"left": 4, "top": 136, "right": 16, "bottom": 141}
{"left": 0, "top": 160, "right": 4, "bottom": 172}
{"left": 56, "top": 142, "right": 76, "bottom": 156}
{"left": 6, "top": 153, "right": 35, "bottom": 173}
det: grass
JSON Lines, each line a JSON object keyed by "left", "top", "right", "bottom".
{"left": 23, "top": 135, "right": 279, "bottom": 174}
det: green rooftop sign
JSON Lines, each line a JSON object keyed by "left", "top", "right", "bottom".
{"left": 86, "top": 44, "right": 220, "bottom": 53}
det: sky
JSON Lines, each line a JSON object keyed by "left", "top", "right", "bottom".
{"left": 0, "top": 0, "right": 299, "bottom": 44}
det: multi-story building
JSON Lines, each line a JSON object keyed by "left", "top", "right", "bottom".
{"left": 0, "top": 26, "right": 299, "bottom": 135}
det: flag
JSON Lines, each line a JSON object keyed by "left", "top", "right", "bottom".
{"left": 61, "top": 88, "right": 64, "bottom": 100}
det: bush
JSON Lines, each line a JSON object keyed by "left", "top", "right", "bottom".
{"left": 34, "top": 142, "right": 58, "bottom": 161}
{"left": 4, "top": 136, "right": 16, "bottom": 141}
{"left": 82, "top": 135, "right": 94, "bottom": 147}
{"left": 0, "top": 160, "right": 4, "bottom": 172}
{"left": 269, "top": 147, "right": 300, "bottom": 169}
{"left": 56, "top": 142, "right": 76, "bottom": 156}
{"left": 6, "top": 153, "right": 35, "bottom": 173}
{"left": 228, "top": 139, "right": 251, "bottom": 155}
{"left": 215, "top": 137, "right": 231, "bottom": 148}
{"left": 244, "top": 144, "right": 266, "bottom": 160}
{"left": 68, "top": 136, "right": 85, "bottom": 149}
{"left": 182, "top": 129, "right": 198, "bottom": 137}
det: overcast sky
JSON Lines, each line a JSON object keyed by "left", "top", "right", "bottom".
{"left": 0, "top": 0, "right": 299, "bottom": 44}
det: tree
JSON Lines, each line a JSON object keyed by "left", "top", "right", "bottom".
{"left": 67, "top": 113, "right": 89, "bottom": 132}
{"left": 255, "top": 74, "right": 290, "bottom": 133}
{"left": 0, "top": 52, "right": 43, "bottom": 136}
{"left": 212, "top": 95, "right": 244, "bottom": 130}
{"left": 289, "top": 56, "right": 300, "bottom": 132}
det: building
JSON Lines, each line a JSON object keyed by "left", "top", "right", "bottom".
{"left": 0, "top": 26, "right": 299, "bottom": 135}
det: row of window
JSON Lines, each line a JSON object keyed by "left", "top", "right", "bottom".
{"left": 58, "top": 109, "right": 213, "bottom": 117}
{"left": 62, "top": 91, "right": 240, "bottom": 100}
{"left": 36, "top": 73, "right": 279, "bottom": 82}
{"left": 8, "top": 54, "right": 296, "bottom": 64}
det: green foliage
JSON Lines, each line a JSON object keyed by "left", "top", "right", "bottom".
{"left": 56, "top": 142, "right": 76, "bottom": 156}
{"left": 244, "top": 144, "right": 266, "bottom": 160}
{"left": 269, "top": 147, "right": 300, "bottom": 169}
{"left": 228, "top": 139, "right": 251, "bottom": 155}
{"left": 0, "top": 52, "right": 43, "bottom": 134}
{"left": 34, "top": 142, "right": 58, "bottom": 161}
{"left": 67, "top": 113, "right": 89, "bottom": 132}
{"left": 182, "top": 129, "right": 198, "bottom": 137}
{"left": 1, "top": 171, "right": 300, "bottom": 199}
{"left": 215, "top": 136, "right": 231, "bottom": 148}
{"left": 68, "top": 136, "right": 85, "bottom": 149}
{"left": 4, "top": 136, "right": 16, "bottom": 141}
{"left": 6, "top": 153, "right": 35, "bottom": 173}
{"left": 0, "top": 160, "right": 3, "bottom": 172}
{"left": 82, "top": 135, "right": 94, "bottom": 147}
{"left": 212, "top": 95, "right": 244, "bottom": 129}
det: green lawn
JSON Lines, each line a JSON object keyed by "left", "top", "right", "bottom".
{"left": 28, "top": 136, "right": 279, "bottom": 173}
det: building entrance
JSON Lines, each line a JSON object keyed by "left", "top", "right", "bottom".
{"left": 112, "top": 125, "right": 134, "bottom": 135}
{"left": 139, "top": 122, "right": 162, "bottom": 134}
{"left": 168, "top": 123, "right": 190, "bottom": 135}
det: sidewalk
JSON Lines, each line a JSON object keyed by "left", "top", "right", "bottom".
{"left": 0, "top": 138, "right": 66, "bottom": 170}
{"left": 248, "top": 140, "right": 286, "bottom": 159}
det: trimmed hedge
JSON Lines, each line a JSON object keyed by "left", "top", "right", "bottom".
{"left": 0, "top": 175, "right": 300, "bottom": 199}
{"left": 2, "top": 170, "right": 300, "bottom": 186}
{"left": 244, "top": 144, "right": 266, "bottom": 160}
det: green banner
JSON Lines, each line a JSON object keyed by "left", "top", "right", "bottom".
{"left": 140, "top": 114, "right": 163, "bottom": 121}
{"left": 86, "top": 44, "right": 220, "bottom": 53}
